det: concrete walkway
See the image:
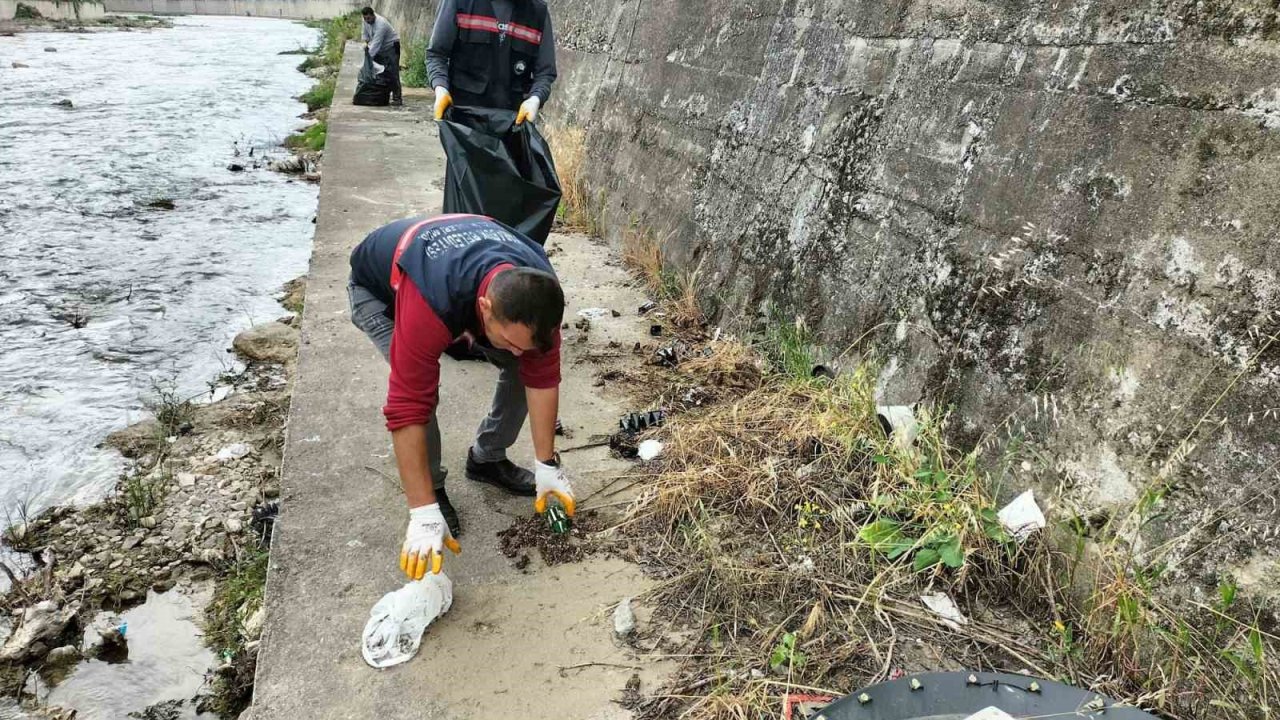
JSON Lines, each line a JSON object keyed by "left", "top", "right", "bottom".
{"left": 252, "top": 44, "right": 665, "bottom": 720}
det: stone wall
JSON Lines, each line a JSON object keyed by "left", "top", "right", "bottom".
{"left": 101, "top": 0, "right": 358, "bottom": 18}
{"left": 3, "top": 0, "right": 105, "bottom": 20}
{"left": 386, "top": 0, "right": 1280, "bottom": 603}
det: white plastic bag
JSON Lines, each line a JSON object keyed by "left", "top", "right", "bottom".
{"left": 361, "top": 573, "right": 453, "bottom": 669}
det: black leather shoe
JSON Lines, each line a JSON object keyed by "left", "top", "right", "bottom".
{"left": 435, "top": 486, "right": 461, "bottom": 537}
{"left": 465, "top": 448, "right": 536, "bottom": 496}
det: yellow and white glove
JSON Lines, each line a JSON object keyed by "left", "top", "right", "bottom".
{"left": 516, "top": 95, "right": 540, "bottom": 125}
{"left": 433, "top": 86, "right": 453, "bottom": 121}
{"left": 400, "top": 503, "right": 460, "bottom": 579}
{"left": 533, "top": 456, "right": 575, "bottom": 516}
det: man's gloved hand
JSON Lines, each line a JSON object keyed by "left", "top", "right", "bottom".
{"left": 400, "top": 503, "right": 461, "bottom": 580}
{"left": 433, "top": 86, "right": 452, "bottom": 121}
{"left": 533, "top": 456, "right": 575, "bottom": 516}
{"left": 515, "top": 95, "right": 540, "bottom": 125}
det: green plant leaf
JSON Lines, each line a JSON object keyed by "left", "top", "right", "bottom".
{"left": 859, "top": 519, "right": 913, "bottom": 559}
{"left": 939, "top": 537, "right": 965, "bottom": 568}
{"left": 1250, "top": 628, "right": 1264, "bottom": 664}
{"left": 913, "top": 547, "right": 941, "bottom": 571}
{"left": 872, "top": 454, "right": 892, "bottom": 465}
{"left": 1218, "top": 581, "right": 1238, "bottom": 609}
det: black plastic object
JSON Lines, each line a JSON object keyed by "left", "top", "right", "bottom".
{"left": 619, "top": 410, "right": 665, "bottom": 433}
{"left": 821, "top": 671, "right": 1158, "bottom": 720}
{"left": 438, "top": 105, "right": 561, "bottom": 245}
{"left": 353, "top": 50, "right": 391, "bottom": 106}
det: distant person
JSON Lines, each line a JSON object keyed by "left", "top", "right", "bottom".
{"left": 361, "top": 6, "right": 402, "bottom": 106}
{"left": 425, "top": 0, "right": 557, "bottom": 124}
{"left": 347, "top": 213, "right": 576, "bottom": 580}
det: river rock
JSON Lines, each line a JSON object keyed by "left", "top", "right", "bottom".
{"left": 232, "top": 321, "right": 298, "bottom": 364}
{"left": 44, "top": 47, "right": 57, "bottom": 52}
{"left": 0, "top": 601, "right": 77, "bottom": 662}
{"left": 224, "top": 518, "right": 243, "bottom": 533}
{"left": 11, "top": 62, "right": 29, "bottom": 68}
{"left": 52, "top": 99, "right": 73, "bottom": 108}
{"left": 122, "top": 535, "right": 142, "bottom": 551}
{"left": 83, "top": 615, "right": 127, "bottom": 658}
{"left": 215, "top": 443, "right": 252, "bottom": 462}
{"left": 140, "top": 515, "right": 158, "bottom": 529}
{"left": 177, "top": 472, "right": 197, "bottom": 488}
{"left": 242, "top": 606, "right": 264, "bottom": 640}
{"left": 45, "top": 645, "right": 81, "bottom": 670}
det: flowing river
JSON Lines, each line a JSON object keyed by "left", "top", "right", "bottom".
{"left": 0, "top": 16, "right": 319, "bottom": 518}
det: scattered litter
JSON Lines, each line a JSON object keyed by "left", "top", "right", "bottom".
{"left": 920, "top": 592, "right": 968, "bottom": 630}
{"left": 619, "top": 410, "right": 665, "bottom": 432}
{"left": 875, "top": 405, "right": 919, "bottom": 449}
{"left": 214, "top": 443, "right": 252, "bottom": 461}
{"left": 655, "top": 344, "right": 680, "bottom": 367}
{"left": 997, "top": 489, "right": 1046, "bottom": 541}
{"left": 810, "top": 364, "right": 836, "bottom": 380}
{"left": 611, "top": 309, "right": 621, "bottom": 317}
{"left": 361, "top": 574, "right": 453, "bottom": 668}
{"left": 574, "top": 317, "right": 591, "bottom": 331}
{"left": 681, "top": 386, "right": 711, "bottom": 407}
{"left": 638, "top": 301, "right": 657, "bottom": 315}
{"left": 613, "top": 597, "right": 636, "bottom": 638}
{"left": 783, "top": 693, "right": 834, "bottom": 720}
{"left": 208, "top": 385, "right": 233, "bottom": 403}
{"left": 963, "top": 709, "right": 1016, "bottom": 720}
{"left": 649, "top": 324, "right": 663, "bottom": 336}
{"left": 637, "top": 440, "right": 664, "bottom": 461}
{"left": 577, "top": 307, "right": 611, "bottom": 320}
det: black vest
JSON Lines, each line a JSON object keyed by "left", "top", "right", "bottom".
{"left": 348, "top": 215, "right": 555, "bottom": 335}
{"left": 450, "top": 0, "right": 548, "bottom": 110}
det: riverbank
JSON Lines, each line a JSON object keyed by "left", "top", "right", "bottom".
{"left": 0, "top": 278, "right": 303, "bottom": 719}
{"left": 0, "top": 11, "right": 170, "bottom": 34}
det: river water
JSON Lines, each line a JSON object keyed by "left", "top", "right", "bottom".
{"left": 0, "top": 17, "right": 319, "bottom": 517}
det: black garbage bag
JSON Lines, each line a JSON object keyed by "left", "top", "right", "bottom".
{"left": 438, "top": 106, "right": 561, "bottom": 246}
{"left": 353, "top": 50, "right": 391, "bottom": 107}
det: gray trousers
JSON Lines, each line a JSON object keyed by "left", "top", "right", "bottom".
{"left": 348, "top": 281, "right": 528, "bottom": 488}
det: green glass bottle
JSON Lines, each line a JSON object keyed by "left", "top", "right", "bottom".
{"left": 545, "top": 500, "right": 572, "bottom": 534}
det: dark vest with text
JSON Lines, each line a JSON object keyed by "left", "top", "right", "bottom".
{"left": 449, "top": 0, "right": 548, "bottom": 109}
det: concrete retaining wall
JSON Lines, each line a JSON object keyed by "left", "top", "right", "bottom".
{"left": 3, "top": 0, "right": 105, "bottom": 20}
{"left": 373, "top": 0, "right": 1280, "bottom": 602}
{"left": 101, "top": 0, "right": 357, "bottom": 18}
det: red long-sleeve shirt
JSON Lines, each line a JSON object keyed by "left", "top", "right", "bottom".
{"left": 383, "top": 264, "right": 561, "bottom": 431}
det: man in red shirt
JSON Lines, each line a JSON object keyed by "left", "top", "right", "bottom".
{"left": 348, "top": 214, "right": 576, "bottom": 579}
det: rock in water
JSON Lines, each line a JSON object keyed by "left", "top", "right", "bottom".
{"left": 232, "top": 321, "right": 298, "bottom": 364}
{"left": 52, "top": 99, "right": 73, "bottom": 108}
{"left": 44, "top": 47, "right": 57, "bottom": 52}
{"left": 45, "top": 645, "right": 81, "bottom": 670}
{"left": 0, "top": 601, "right": 77, "bottom": 662}
{"left": 12, "top": 62, "right": 30, "bottom": 69}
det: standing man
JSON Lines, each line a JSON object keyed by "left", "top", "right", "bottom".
{"left": 361, "top": 6, "right": 403, "bottom": 106}
{"left": 348, "top": 214, "right": 577, "bottom": 579}
{"left": 425, "top": 0, "right": 557, "bottom": 124}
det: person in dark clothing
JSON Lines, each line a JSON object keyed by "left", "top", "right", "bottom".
{"left": 361, "top": 6, "right": 403, "bottom": 106}
{"left": 425, "top": 0, "right": 557, "bottom": 123}
{"left": 347, "top": 213, "right": 577, "bottom": 580}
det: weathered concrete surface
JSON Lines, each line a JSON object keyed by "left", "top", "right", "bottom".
{"left": 252, "top": 43, "right": 665, "bottom": 719}
{"left": 501, "top": 0, "right": 1280, "bottom": 608}
{"left": 1, "top": 0, "right": 105, "bottom": 20}
{"left": 100, "top": 0, "right": 357, "bottom": 18}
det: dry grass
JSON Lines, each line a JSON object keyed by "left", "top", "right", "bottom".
{"left": 544, "top": 124, "right": 600, "bottom": 235}
{"left": 606, "top": 321, "right": 1277, "bottom": 720}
